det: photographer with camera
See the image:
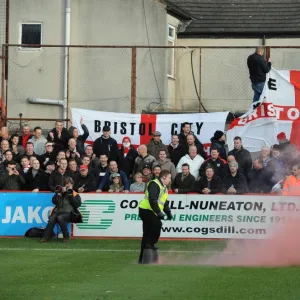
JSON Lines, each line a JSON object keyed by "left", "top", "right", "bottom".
{"left": 41, "top": 177, "right": 81, "bottom": 243}
{"left": 0, "top": 161, "right": 25, "bottom": 190}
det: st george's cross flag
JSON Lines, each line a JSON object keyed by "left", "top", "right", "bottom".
{"left": 71, "top": 108, "right": 229, "bottom": 154}
{"left": 227, "top": 68, "right": 300, "bottom": 152}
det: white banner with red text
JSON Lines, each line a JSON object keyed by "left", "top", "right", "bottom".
{"left": 73, "top": 194, "right": 300, "bottom": 239}
{"left": 227, "top": 68, "right": 300, "bottom": 152}
{"left": 71, "top": 108, "right": 228, "bottom": 152}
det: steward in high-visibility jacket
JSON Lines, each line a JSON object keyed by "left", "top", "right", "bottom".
{"left": 138, "top": 170, "right": 172, "bottom": 264}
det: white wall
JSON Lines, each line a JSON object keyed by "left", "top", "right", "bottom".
{"left": 173, "top": 38, "right": 300, "bottom": 112}
{"left": 6, "top": 0, "right": 169, "bottom": 121}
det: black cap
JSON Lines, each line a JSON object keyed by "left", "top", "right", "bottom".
{"left": 143, "top": 164, "right": 151, "bottom": 170}
{"left": 45, "top": 160, "right": 55, "bottom": 167}
{"left": 103, "top": 126, "right": 110, "bottom": 132}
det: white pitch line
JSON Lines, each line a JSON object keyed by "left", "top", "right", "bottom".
{"left": 0, "top": 247, "right": 239, "bottom": 254}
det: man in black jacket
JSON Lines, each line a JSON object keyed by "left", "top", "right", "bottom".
{"left": 210, "top": 130, "right": 227, "bottom": 160}
{"left": 93, "top": 126, "right": 118, "bottom": 161}
{"left": 228, "top": 136, "right": 252, "bottom": 181}
{"left": 25, "top": 159, "right": 49, "bottom": 192}
{"left": 178, "top": 122, "right": 201, "bottom": 147}
{"left": 247, "top": 47, "right": 271, "bottom": 102}
{"left": 74, "top": 164, "right": 96, "bottom": 193}
{"left": 47, "top": 120, "right": 71, "bottom": 150}
{"left": 248, "top": 159, "right": 273, "bottom": 193}
{"left": 199, "top": 148, "right": 227, "bottom": 178}
{"left": 0, "top": 161, "right": 25, "bottom": 190}
{"left": 40, "top": 142, "right": 57, "bottom": 169}
{"left": 48, "top": 158, "right": 72, "bottom": 192}
{"left": 69, "top": 117, "right": 89, "bottom": 155}
{"left": 171, "top": 163, "right": 195, "bottom": 194}
{"left": 41, "top": 177, "right": 81, "bottom": 243}
{"left": 138, "top": 170, "right": 172, "bottom": 264}
{"left": 222, "top": 161, "right": 248, "bottom": 194}
{"left": 168, "top": 134, "right": 186, "bottom": 167}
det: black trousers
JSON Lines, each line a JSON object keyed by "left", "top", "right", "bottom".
{"left": 44, "top": 211, "right": 72, "bottom": 239}
{"left": 138, "top": 208, "right": 162, "bottom": 262}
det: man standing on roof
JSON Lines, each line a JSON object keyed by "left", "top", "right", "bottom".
{"left": 247, "top": 46, "right": 271, "bottom": 103}
{"left": 138, "top": 170, "right": 173, "bottom": 264}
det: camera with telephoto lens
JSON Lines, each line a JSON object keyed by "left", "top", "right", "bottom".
{"left": 67, "top": 188, "right": 73, "bottom": 196}
{"left": 55, "top": 185, "right": 63, "bottom": 194}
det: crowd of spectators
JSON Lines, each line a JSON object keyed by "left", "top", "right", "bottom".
{"left": 0, "top": 120, "right": 298, "bottom": 195}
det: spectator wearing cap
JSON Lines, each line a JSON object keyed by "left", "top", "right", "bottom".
{"left": 133, "top": 144, "right": 156, "bottom": 175}
{"left": 282, "top": 165, "right": 300, "bottom": 196}
{"left": 222, "top": 161, "right": 248, "bottom": 194}
{"left": 184, "top": 134, "right": 207, "bottom": 160}
{"left": 9, "top": 134, "right": 25, "bottom": 160}
{"left": 47, "top": 120, "right": 71, "bottom": 150}
{"left": 28, "top": 126, "right": 47, "bottom": 156}
{"left": 68, "top": 117, "right": 89, "bottom": 155}
{"left": 199, "top": 147, "right": 226, "bottom": 179}
{"left": 96, "top": 160, "right": 129, "bottom": 193}
{"left": 168, "top": 134, "right": 186, "bottom": 167}
{"left": 146, "top": 131, "right": 169, "bottom": 160}
{"left": 48, "top": 158, "right": 72, "bottom": 192}
{"left": 45, "top": 160, "right": 56, "bottom": 176}
{"left": 40, "top": 142, "right": 57, "bottom": 169}
{"left": 74, "top": 164, "right": 96, "bottom": 193}
{"left": 152, "top": 165, "right": 161, "bottom": 180}
{"left": 171, "top": 163, "right": 195, "bottom": 194}
{"left": 176, "top": 146, "right": 204, "bottom": 180}
{"left": 130, "top": 172, "right": 146, "bottom": 192}
{"left": 117, "top": 136, "right": 138, "bottom": 181}
{"left": 108, "top": 173, "right": 124, "bottom": 193}
{"left": 248, "top": 159, "right": 273, "bottom": 193}
{"left": 67, "top": 158, "right": 80, "bottom": 179}
{"left": 228, "top": 136, "right": 252, "bottom": 181}
{"left": 91, "top": 153, "right": 109, "bottom": 187}
{"left": 84, "top": 145, "right": 100, "bottom": 169}
{"left": 178, "top": 122, "right": 201, "bottom": 147}
{"left": 93, "top": 125, "right": 118, "bottom": 162}
{"left": 153, "top": 149, "right": 176, "bottom": 180}
{"left": 0, "top": 160, "right": 25, "bottom": 190}
{"left": 18, "top": 125, "right": 32, "bottom": 149}
{"left": 210, "top": 130, "right": 227, "bottom": 160}
{"left": 141, "top": 164, "right": 152, "bottom": 183}
{"left": 195, "top": 166, "right": 222, "bottom": 194}
{"left": 25, "top": 159, "right": 49, "bottom": 192}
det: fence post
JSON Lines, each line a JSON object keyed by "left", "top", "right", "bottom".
{"left": 266, "top": 46, "right": 270, "bottom": 61}
{"left": 1, "top": 45, "right": 6, "bottom": 127}
{"left": 66, "top": 46, "right": 70, "bottom": 127}
{"left": 131, "top": 47, "right": 137, "bottom": 114}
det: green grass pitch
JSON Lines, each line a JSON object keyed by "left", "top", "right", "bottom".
{"left": 1, "top": 238, "right": 300, "bottom": 300}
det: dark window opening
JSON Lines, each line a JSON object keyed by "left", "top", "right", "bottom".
{"left": 21, "top": 24, "right": 42, "bottom": 47}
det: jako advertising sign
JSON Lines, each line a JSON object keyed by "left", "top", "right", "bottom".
{"left": 0, "top": 193, "right": 53, "bottom": 236}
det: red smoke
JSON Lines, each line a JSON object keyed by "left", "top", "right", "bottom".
{"left": 159, "top": 215, "right": 300, "bottom": 267}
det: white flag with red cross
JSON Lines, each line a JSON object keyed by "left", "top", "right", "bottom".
{"left": 227, "top": 68, "right": 300, "bottom": 152}
{"left": 71, "top": 108, "right": 228, "bottom": 154}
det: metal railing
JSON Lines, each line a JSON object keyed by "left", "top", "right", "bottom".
{"left": 1, "top": 44, "right": 300, "bottom": 127}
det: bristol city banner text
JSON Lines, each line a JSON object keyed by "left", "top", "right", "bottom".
{"left": 71, "top": 108, "right": 229, "bottom": 148}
